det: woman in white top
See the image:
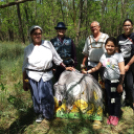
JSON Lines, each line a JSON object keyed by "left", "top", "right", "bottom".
{"left": 22, "top": 26, "right": 74, "bottom": 123}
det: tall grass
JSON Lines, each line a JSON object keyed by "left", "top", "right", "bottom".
{"left": 0, "top": 41, "right": 133, "bottom": 134}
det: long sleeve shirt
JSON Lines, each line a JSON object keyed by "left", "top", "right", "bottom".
{"left": 22, "top": 40, "right": 63, "bottom": 82}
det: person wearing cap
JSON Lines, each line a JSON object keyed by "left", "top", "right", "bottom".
{"left": 22, "top": 25, "right": 74, "bottom": 124}
{"left": 51, "top": 22, "right": 77, "bottom": 81}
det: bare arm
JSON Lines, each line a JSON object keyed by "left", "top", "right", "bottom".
{"left": 82, "top": 55, "right": 88, "bottom": 66}
{"left": 87, "top": 62, "right": 102, "bottom": 74}
{"left": 118, "top": 61, "right": 125, "bottom": 75}
{"left": 23, "top": 71, "right": 27, "bottom": 83}
{"left": 125, "top": 55, "right": 134, "bottom": 72}
{"left": 117, "top": 61, "right": 125, "bottom": 93}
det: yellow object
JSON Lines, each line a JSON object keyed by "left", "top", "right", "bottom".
{"left": 87, "top": 103, "right": 94, "bottom": 115}
{"left": 56, "top": 103, "right": 67, "bottom": 112}
{"left": 93, "top": 91, "right": 98, "bottom": 100}
{"left": 24, "top": 79, "right": 29, "bottom": 83}
{"left": 54, "top": 97, "right": 59, "bottom": 109}
{"left": 92, "top": 120, "right": 102, "bottom": 130}
{"left": 96, "top": 106, "right": 103, "bottom": 116}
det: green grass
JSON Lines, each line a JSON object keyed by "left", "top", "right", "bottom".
{"left": 0, "top": 42, "right": 134, "bottom": 134}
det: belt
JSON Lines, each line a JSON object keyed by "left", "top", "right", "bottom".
{"left": 62, "top": 57, "right": 71, "bottom": 60}
{"left": 26, "top": 67, "right": 53, "bottom": 72}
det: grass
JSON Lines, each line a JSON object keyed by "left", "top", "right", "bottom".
{"left": 0, "top": 41, "right": 134, "bottom": 134}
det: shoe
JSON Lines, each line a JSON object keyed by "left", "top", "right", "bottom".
{"left": 107, "top": 116, "right": 114, "bottom": 125}
{"left": 36, "top": 114, "right": 43, "bottom": 123}
{"left": 111, "top": 116, "right": 119, "bottom": 126}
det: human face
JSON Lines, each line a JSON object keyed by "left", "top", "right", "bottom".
{"left": 57, "top": 29, "right": 66, "bottom": 37}
{"left": 123, "top": 21, "right": 133, "bottom": 35}
{"left": 105, "top": 41, "right": 116, "bottom": 55}
{"left": 90, "top": 22, "right": 100, "bottom": 35}
{"left": 31, "top": 29, "right": 42, "bottom": 44}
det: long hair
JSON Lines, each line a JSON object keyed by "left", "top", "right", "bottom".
{"left": 105, "top": 37, "right": 121, "bottom": 53}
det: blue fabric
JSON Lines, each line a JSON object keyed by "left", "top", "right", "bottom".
{"left": 29, "top": 78, "right": 54, "bottom": 119}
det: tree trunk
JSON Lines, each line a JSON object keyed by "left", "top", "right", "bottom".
{"left": 75, "top": 0, "right": 84, "bottom": 45}
{"left": 16, "top": 3, "right": 25, "bottom": 44}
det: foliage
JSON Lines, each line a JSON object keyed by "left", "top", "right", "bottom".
{"left": 0, "top": 0, "right": 134, "bottom": 44}
{"left": 0, "top": 42, "right": 133, "bottom": 134}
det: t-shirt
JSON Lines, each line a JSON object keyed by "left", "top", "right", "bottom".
{"left": 83, "top": 32, "right": 109, "bottom": 67}
{"left": 100, "top": 53, "right": 124, "bottom": 80}
{"left": 117, "top": 33, "right": 134, "bottom": 64}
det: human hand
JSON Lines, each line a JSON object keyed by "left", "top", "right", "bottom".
{"left": 81, "top": 70, "right": 87, "bottom": 74}
{"left": 87, "top": 70, "right": 92, "bottom": 74}
{"left": 125, "top": 65, "right": 130, "bottom": 72}
{"left": 117, "top": 84, "right": 123, "bottom": 93}
{"left": 23, "top": 79, "right": 30, "bottom": 91}
{"left": 23, "top": 82, "right": 29, "bottom": 91}
{"left": 66, "top": 67, "right": 75, "bottom": 71}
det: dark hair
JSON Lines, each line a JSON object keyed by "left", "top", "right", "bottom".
{"left": 105, "top": 37, "right": 121, "bottom": 53}
{"left": 30, "top": 28, "right": 42, "bottom": 35}
{"left": 123, "top": 19, "right": 133, "bottom": 25}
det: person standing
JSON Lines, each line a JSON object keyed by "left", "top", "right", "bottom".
{"left": 22, "top": 25, "right": 74, "bottom": 124}
{"left": 51, "top": 22, "right": 77, "bottom": 81}
{"left": 85, "top": 37, "right": 125, "bottom": 126}
{"left": 117, "top": 19, "right": 134, "bottom": 110}
{"left": 81, "top": 21, "right": 109, "bottom": 81}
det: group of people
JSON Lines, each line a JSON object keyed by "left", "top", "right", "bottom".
{"left": 22, "top": 19, "right": 134, "bottom": 127}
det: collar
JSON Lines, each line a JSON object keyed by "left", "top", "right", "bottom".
{"left": 31, "top": 40, "right": 51, "bottom": 49}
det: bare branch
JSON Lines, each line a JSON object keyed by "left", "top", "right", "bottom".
{"left": 0, "top": 0, "right": 35, "bottom": 8}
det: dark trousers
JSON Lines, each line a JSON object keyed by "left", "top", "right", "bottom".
{"left": 55, "top": 64, "right": 73, "bottom": 82}
{"left": 105, "top": 80, "right": 121, "bottom": 117}
{"left": 124, "top": 69, "right": 134, "bottom": 103}
{"left": 29, "top": 78, "right": 54, "bottom": 119}
{"left": 55, "top": 66, "right": 65, "bottom": 82}
{"left": 88, "top": 66, "right": 105, "bottom": 81}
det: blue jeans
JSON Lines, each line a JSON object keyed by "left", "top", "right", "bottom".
{"left": 29, "top": 78, "right": 54, "bottom": 119}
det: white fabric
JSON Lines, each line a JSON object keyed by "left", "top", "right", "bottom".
{"left": 83, "top": 33, "right": 109, "bottom": 67}
{"left": 118, "top": 39, "right": 132, "bottom": 58}
{"left": 100, "top": 53, "right": 124, "bottom": 80}
{"left": 22, "top": 40, "right": 63, "bottom": 82}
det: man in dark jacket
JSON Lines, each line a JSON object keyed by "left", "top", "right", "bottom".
{"left": 51, "top": 22, "right": 77, "bottom": 81}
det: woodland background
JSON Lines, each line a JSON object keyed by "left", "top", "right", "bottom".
{"left": 0, "top": 1, "right": 134, "bottom": 134}
{"left": 0, "top": 0, "right": 134, "bottom": 45}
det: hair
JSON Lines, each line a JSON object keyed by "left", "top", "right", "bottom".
{"left": 90, "top": 21, "right": 100, "bottom": 27}
{"left": 30, "top": 28, "right": 42, "bottom": 35}
{"left": 123, "top": 19, "right": 133, "bottom": 25}
{"left": 105, "top": 37, "right": 121, "bottom": 53}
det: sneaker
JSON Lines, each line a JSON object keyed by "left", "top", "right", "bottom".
{"left": 36, "top": 114, "right": 43, "bottom": 123}
{"left": 107, "top": 116, "right": 114, "bottom": 125}
{"left": 111, "top": 116, "right": 119, "bottom": 126}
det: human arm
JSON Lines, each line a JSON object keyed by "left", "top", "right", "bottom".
{"left": 22, "top": 48, "right": 29, "bottom": 91}
{"left": 87, "top": 62, "right": 102, "bottom": 73}
{"left": 82, "top": 62, "right": 102, "bottom": 74}
{"left": 125, "top": 55, "right": 134, "bottom": 72}
{"left": 117, "top": 61, "right": 125, "bottom": 93}
{"left": 81, "top": 38, "right": 89, "bottom": 69}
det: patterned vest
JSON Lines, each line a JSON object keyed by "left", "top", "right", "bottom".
{"left": 51, "top": 37, "right": 73, "bottom": 65}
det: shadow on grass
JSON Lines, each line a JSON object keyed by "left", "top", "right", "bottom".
{"left": 0, "top": 94, "right": 35, "bottom": 134}
{"left": 4, "top": 107, "right": 35, "bottom": 134}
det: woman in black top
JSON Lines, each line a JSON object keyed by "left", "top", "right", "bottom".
{"left": 117, "top": 19, "right": 134, "bottom": 110}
